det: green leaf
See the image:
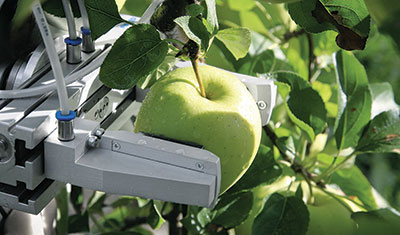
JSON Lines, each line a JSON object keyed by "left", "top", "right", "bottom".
{"left": 149, "top": 0, "right": 188, "bottom": 33}
{"left": 137, "top": 55, "right": 177, "bottom": 89}
{"left": 55, "top": 187, "right": 69, "bottom": 235}
{"left": 252, "top": 193, "right": 309, "bottom": 235}
{"left": 331, "top": 165, "right": 378, "bottom": 210}
{"left": 288, "top": 0, "right": 370, "bottom": 50}
{"left": 68, "top": 211, "right": 89, "bottom": 233}
{"left": 334, "top": 50, "right": 372, "bottom": 150}
{"left": 313, "top": 31, "right": 340, "bottom": 56}
{"left": 370, "top": 83, "right": 399, "bottom": 118}
{"left": 186, "top": 4, "right": 204, "bottom": 17}
{"left": 148, "top": 200, "right": 166, "bottom": 230}
{"left": 352, "top": 209, "right": 400, "bottom": 235}
{"left": 100, "top": 24, "right": 168, "bottom": 89}
{"left": 227, "top": 145, "right": 282, "bottom": 194}
{"left": 356, "top": 111, "right": 400, "bottom": 154}
{"left": 211, "top": 191, "right": 253, "bottom": 228}
{"left": 286, "top": 34, "right": 309, "bottom": 79}
{"left": 42, "top": 0, "right": 81, "bottom": 18}
{"left": 275, "top": 72, "right": 327, "bottom": 141}
{"left": 110, "top": 196, "right": 136, "bottom": 208}
{"left": 238, "top": 50, "right": 293, "bottom": 76}
{"left": 85, "top": 0, "right": 124, "bottom": 40}
{"left": 287, "top": 88, "right": 327, "bottom": 134}
{"left": 238, "top": 50, "right": 274, "bottom": 76}
{"left": 215, "top": 27, "right": 251, "bottom": 60}
{"left": 295, "top": 184, "right": 303, "bottom": 199}
{"left": 276, "top": 82, "right": 315, "bottom": 141}
{"left": 87, "top": 191, "right": 106, "bottom": 214}
{"left": 70, "top": 185, "right": 83, "bottom": 213}
{"left": 205, "top": 0, "right": 218, "bottom": 32}
{"left": 227, "top": 0, "right": 255, "bottom": 11}
{"left": 174, "top": 16, "right": 211, "bottom": 51}
{"left": 181, "top": 206, "right": 212, "bottom": 234}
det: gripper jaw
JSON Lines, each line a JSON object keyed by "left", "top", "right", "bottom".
{"left": 44, "top": 119, "right": 221, "bottom": 208}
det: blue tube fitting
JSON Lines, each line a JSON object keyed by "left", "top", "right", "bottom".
{"left": 56, "top": 110, "right": 76, "bottom": 121}
{"left": 64, "top": 37, "right": 82, "bottom": 46}
{"left": 81, "top": 27, "right": 91, "bottom": 35}
{"left": 56, "top": 110, "right": 76, "bottom": 141}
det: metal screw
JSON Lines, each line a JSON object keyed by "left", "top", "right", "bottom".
{"left": 257, "top": 100, "right": 267, "bottom": 110}
{"left": 87, "top": 136, "right": 99, "bottom": 147}
{"left": 94, "top": 128, "right": 105, "bottom": 137}
{"left": 113, "top": 142, "right": 121, "bottom": 150}
{"left": 195, "top": 162, "right": 204, "bottom": 170}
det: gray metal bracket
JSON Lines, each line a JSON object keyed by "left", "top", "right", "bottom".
{"left": 44, "top": 119, "right": 221, "bottom": 208}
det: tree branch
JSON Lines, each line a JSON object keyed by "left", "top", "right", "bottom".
{"left": 263, "top": 125, "right": 325, "bottom": 189}
{"left": 306, "top": 33, "right": 315, "bottom": 82}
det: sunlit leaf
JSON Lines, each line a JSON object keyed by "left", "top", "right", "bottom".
{"left": 288, "top": 0, "right": 370, "bottom": 50}
{"left": 334, "top": 50, "right": 372, "bottom": 150}
{"left": 275, "top": 72, "right": 327, "bottom": 141}
{"left": 215, "top": 27, "right": 251, "bottom": 60}
{"left": 331, "top": 165, "right": 378, "bottom": 210}
{"left": 100, "top": 24, "right": 168, "bottom": 89}
{"left": 148, "top": 200, "right": 165, "bottom": 230}
{"left": 174, "top": 16, "right": 211, "bottom": 51}
{"left": 85, "top": 0, "right": 124, "bottom": 40}
{"left": 253, "top": 193, "right": 309, "bottom": 235}
{"left": 228, "top": 145, "right": 282, "bottom": 194}
{"left": 357, "top": 111, "right": 400, "bottom": 154}
{"left": 211, "top": 191, "right": 253, "bottom": 228}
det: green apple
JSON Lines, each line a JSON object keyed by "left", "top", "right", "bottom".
{"left": 134, "top": 65, "right": 262, "bottom": 193}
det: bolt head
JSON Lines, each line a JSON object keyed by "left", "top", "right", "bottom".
{"left": 195, "top": 162, "right": 204, "bottom": 170}
{"left": 87, "top": 136, "right": 99, "bottom": 147}
{"left": 113, "top": 142, "right": 121, "bottom": 150}
{"left": 257, "top": 100, "right": 267, "bottom": 110}
{"left": 94, "top": 128, "right": 105, "bottom": 137}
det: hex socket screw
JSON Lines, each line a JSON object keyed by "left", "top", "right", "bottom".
{"left": 257, "top": 100, "right": 267, "bottom": 110}
{"left": 113, "top": 142, "right": 121, "bottom": 150}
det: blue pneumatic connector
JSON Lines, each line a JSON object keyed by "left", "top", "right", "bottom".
{"left": 56, "top": 110, "right": 76, "bottom": 141}
{"left": 81, "top": 27, "right": 95, "bottom": 53}
{"left": 65, "top": 37, "right": 82, "bottom": 64}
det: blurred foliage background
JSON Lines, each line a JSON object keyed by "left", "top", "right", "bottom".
{"left": 3, "top": 0, "right": 399, "bottom": 233}
{"left": 124, "top": 0, "right": 400, "bottom": 217}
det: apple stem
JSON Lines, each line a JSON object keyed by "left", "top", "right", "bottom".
{"left": 191, "top": 58, "right": 206, "bottom": 98}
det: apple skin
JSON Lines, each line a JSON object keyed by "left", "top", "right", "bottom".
{"left": 134, "top": 65, "right": 262, "bottom": 193}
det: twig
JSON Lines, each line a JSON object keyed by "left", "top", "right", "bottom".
{"left": 165, "top": 203, "right": 183, "bottom": 235}
{"left": 191, "top": 58, "right": 206, "bottom": 98}
{"left": 315, "top": 152, "right": 357, "bottom": 182}
{"left": 263, "top": 125, "right": 325, "bottom": 189}
{"left": 283, "top": 29, "right": 305, "bottom": 42}
{"left": 306, "top": 33, "right": 315, "bottom": 82}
